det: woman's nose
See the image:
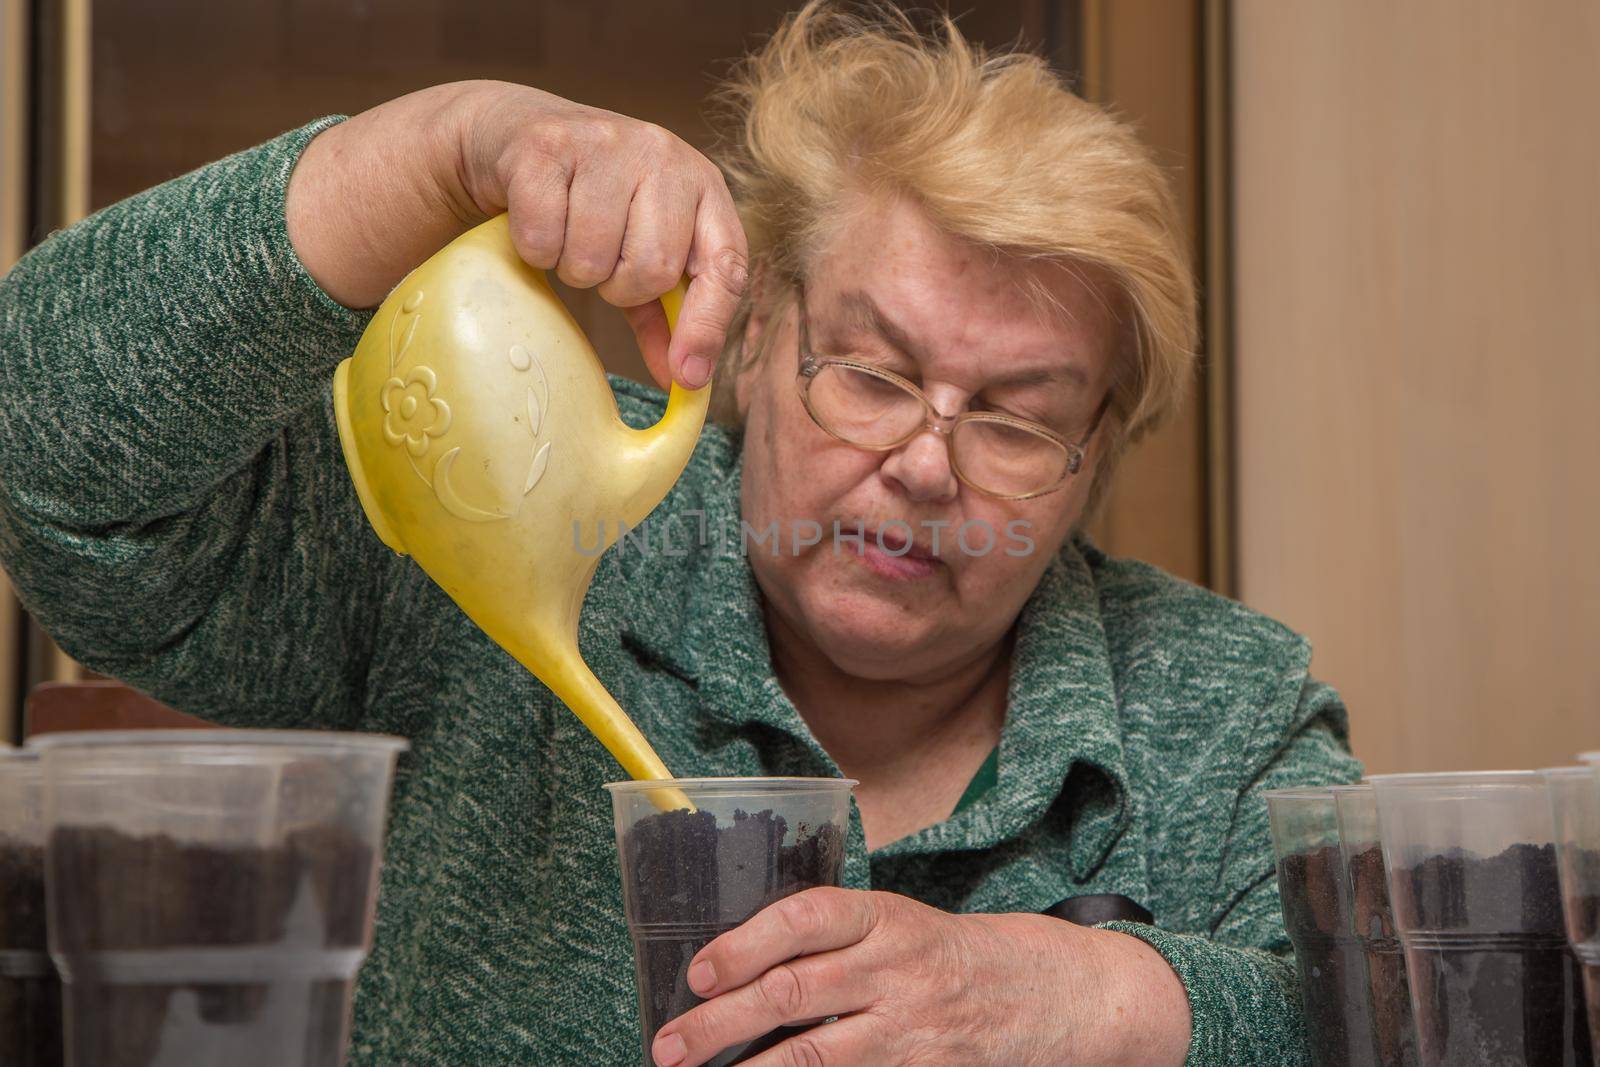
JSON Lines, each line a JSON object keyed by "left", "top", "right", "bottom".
{"left": 879, "top": 427, "right": 960, "bottom": 503}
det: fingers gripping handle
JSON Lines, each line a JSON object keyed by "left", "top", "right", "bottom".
{"left": 653, "top": 277, "right": 714, "bottom": 444}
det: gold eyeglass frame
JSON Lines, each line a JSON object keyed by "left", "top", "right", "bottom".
{"left": 792, "top": 285, "right": 1110, "bottom": 501}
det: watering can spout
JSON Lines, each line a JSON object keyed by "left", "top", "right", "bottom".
{"left": 331, "top": 214, "right": 710, "bottom": 804}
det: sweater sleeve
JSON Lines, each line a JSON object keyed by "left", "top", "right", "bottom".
{"left": 0, "top": 115, "right": 397, "bottom": 730}
{"left": 1102, "top": 678, "right": 1362, "bottom": 1067}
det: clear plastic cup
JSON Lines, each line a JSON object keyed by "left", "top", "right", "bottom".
{"left": 33, "top": 729, "right": 407, "bottom": 1067}
{"left": 1370, "top": 771, "right": 1592, "bottom": 1066}
{"left": 1, "top": 749, "right": 63, "bottom": 1066}
{"left": 1333, "top": 785, "right": 1418, "bottom": 1066}
{"left": 1265, "top": 787, "right": 1379, "bottom": 1067}
{"left": 1544, "top": 766, "right": 1600, "bottom": 1054}
{"left": 606, "top": 777, "right": 856, "bottom": 1067}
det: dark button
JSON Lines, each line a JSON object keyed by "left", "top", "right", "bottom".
{"left": 1043, "top": 893, "right": 1153, "bottom": 927}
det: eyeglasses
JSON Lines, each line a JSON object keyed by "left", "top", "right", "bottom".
{"left": 793, "top": 286, "right": 1110, "bottom": 500}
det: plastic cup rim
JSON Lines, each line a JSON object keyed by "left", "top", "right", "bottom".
{"left": 603, "top": 775, "right": 859, "bottom": 794}
{"left": 1539, "top": 765, "right": 1596, "bottom": 777}
{"left": 1260, "top": 786, "right": 1337, "bottom": 801}
{"left": 1365, "top": 770, "right": 1542, "bottom": 785}
{"left": 26, "top": 728, "right": 409, "bottom": 755}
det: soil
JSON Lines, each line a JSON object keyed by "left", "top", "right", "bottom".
{"left": 1278, "top": 844, "right": 1379, "bottom": 1067}
{"left": 1585, "top": 952, "right": 1600, "bottom": 1064}
{"left": 0, "top": 837, "right": 64, "bottom": 1066}
{"left": 1564, "top": 848, "right": 1600, "bottom": 1053}
{"left": 1346, "top": 845, "right": 1419, "bottom": 1066}
{"left": 621, "top": 807, "right": 846, "bottom": 1067}
{"left": 47, "top": 824, "right": 377, "bottom": 1067}
{"left": 1391, "top": 842, "right": 1594, "bottom": 1066}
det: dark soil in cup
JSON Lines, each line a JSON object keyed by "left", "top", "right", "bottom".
{"left": 1277, "top": 844, "right": 1379, "bottom": 1067}
{"left": 1564, "top": 848, "right": 1600, "bottom": 1053}
{"left": 1391, "top": 842, "right": 1593, "bottom": 1066}
{"left": 1584, "top": 955, "right": 1600, "bottom": 1065}
{"left": 47, "top": 824, "right": 377, "bottom": 1067}
{"left": 0, "top": 837, "right": 64, "bottom": 1066}
{"left": 1346, "top": 845, "right": 1418, "bottom": 1067}
{"left": 621, "top": 807, "right": 846, "bottom": 1067}
{"left": 1583, "top": 940, "right": 1600, "bottom": 1065}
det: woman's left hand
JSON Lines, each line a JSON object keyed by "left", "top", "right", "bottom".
{"left": 649, "top": 887, "right": 1191, "bottom": 1067}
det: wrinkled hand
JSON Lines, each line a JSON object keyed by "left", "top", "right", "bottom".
{"left": 458, "top": 82, "right": 747, "bottom": 391}
{"left": 287, "top": 80, "right": 747, "bottom": 391}
{"left": 650, "top": 887, "right": 1191, "bottom": 1067}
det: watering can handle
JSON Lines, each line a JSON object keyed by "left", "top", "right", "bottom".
{"left": 658, "top": 282, "right": 687, "bottom": 332}
{"left": 641, "top": 277, "right": 715, "bottom": 444}
{"left": 524, "top": 261, "right": 692, "bottom": 380}
{"left": 580, "top": 269, "right": 713, "bottom": 490}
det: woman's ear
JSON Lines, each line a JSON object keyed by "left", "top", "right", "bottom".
{"left": 733, "top": 263, "right": 774, "bottom": 418}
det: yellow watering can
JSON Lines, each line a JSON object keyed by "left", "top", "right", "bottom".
{"left": 332, "top": 214, "right": 706, "bottom": 799}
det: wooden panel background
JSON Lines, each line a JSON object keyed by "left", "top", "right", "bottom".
{"left": 1081, "top": 0, "right": 1212, "bottom": 588}
{"left": 1232, "top": 0, "right": 1600, "bottom": 774}
{"left": 85, "top": 0, "right": 1063, "bottom": 393}
{"left": 0, "top": 0, "right": 31, "bottom": 743}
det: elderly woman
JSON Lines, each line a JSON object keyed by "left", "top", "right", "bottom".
{"left": 0, "top": 6, "right": 1357, "bottom": 1066}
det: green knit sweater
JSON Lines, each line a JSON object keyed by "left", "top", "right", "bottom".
{"left": 0, "top": 117, "right": 1362, "bottom": 1066}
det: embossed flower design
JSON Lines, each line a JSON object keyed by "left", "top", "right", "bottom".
{"left": 381, "top": 366, "right": 452, "bottom": 457}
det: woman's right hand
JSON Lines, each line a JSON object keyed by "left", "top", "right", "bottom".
{"left": 285, "top": 80, "right": 748, "bottom": 389}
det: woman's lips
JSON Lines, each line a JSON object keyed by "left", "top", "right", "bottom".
{"left": 859, "top": 542, "right": 940, "bottom": 579}
{"left": 856, "top": 527, "right": 942, "bottom": 580}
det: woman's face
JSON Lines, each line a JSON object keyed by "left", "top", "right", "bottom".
{"left": 735, "top": 196, "right": 1119, "bottom": 682}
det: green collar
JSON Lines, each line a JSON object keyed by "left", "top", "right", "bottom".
{"left": 951, "top": 744, "right": 1000, "bottom": 815}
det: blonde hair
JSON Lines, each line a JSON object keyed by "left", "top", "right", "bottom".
{"left": 708, "top": 1, "right": 1197, "bottom": 468}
